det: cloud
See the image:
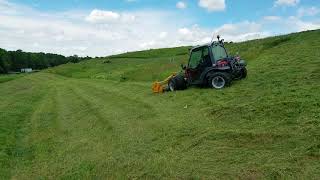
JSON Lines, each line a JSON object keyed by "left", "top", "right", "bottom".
{"left": 176, "top": 21, "right": 268, "bottom": 45}
{"left": 159, "top": 32, "right": 168, "bottom": 39}
{"left": 212, "top": 21, "right": 270, "bottom": 41}
{"left": 177, "top": 25, "right": 212, "bottom": 44}
{"left": 263, "top": 16, "right": 281, "bottom": 21}
{"left": 85, "top": 9, "right": 120, "bottom": 23}
{"left": 297, "top": 7, "right": 320, "bottom": 17}
{"left": 178, "top": 28, "right": 191, "bottom": 35}
{"left": 198, "top": 0, "right": 225, "bottom": 12}
{"left": 274, "top": 0, "right": 299, "bottom": 7}
{"left": 0, "top": 2, "right": 186, "bottom": 56}
{"left": 0, "top": 0, "right": 319, "bottom": 57}
{"left": 176, "top": 1, "right": 187, "bottom": 9}
{"left": 286, "top": 16, "right": 320, "bottom": 31}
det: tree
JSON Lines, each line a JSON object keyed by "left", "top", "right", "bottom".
{"left": 0, "top": 48, "right": 91, "bottom": 74}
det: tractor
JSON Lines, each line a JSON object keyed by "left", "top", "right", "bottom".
{"left": 152, "top": 36, "right": 247, "bottom": 93}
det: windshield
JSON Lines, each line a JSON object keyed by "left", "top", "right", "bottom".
{"left": 211, "top": 45, "right": 227, "bottom": 61}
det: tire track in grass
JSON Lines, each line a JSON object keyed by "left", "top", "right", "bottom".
{"left": 66, "top": 80, "right": 167, "bottom": 177}
{"left": 68, "top": 84, "right": 114, "bottom": 132}
{"left": 44, "top": 81, "right": 122, "bottom": 179}
{"left": 70, "top": 79, "right": 156, "bottom": 131}
{"left": 14, "top": 86, "right": 62, "bottom": 179}
{"left": 73, "top": 79, "right": 305, "bottom": 178}
{"left": 10, "top": 76, "right": 116, "bottom": 179}
{"left": 0, "top": 73, "right": 60, "bottom": 179}
{"left": 66, "top": 80, "right": 201, "bottom": 178}
{"left": 75, "top": 79, "right": 174, "bottom": 122}
{"left": 6, "top": 74, "right": 111, "bottom": 179}
{"left": 11, "top": 74, "right": 78, "bottom": 178}
{"left": 43, "top": 79, "right": 120, "bottom": 179}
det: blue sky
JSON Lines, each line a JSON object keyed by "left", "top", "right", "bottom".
{"left": 0, "top": 0, "right": 319, "bottom": 56}
{"left": 11, "top": 0, "right": 319, "bottom": 26}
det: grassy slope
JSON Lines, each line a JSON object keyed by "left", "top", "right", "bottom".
{"left": 0, "top": 30, "right": 320, "bottom": 179}
{"left": 0, "top": 74, "right": 24, "bottom": 84}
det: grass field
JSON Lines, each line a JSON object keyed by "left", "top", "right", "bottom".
{"left": 0, "top": 74, "right": 24, "bottom": 84}
{"left": 1, "top": 30, "right": 320, "bottom": 179}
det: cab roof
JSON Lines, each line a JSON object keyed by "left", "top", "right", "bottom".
{"left": 190, "top": 41, "right": 224, "bottom": 52}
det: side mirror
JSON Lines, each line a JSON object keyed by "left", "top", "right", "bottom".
{"left": 181, "top": 64, "right": 187, "bottom": 70}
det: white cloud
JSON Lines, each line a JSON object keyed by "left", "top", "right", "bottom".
{"left": 263, "top": 16, "right": 281, "bottom": 21}
{"left": 176, "top": 1, "right": 187, "bottom": 9}
{"left": 198, "top": 0, "right": 225, "bottom": 12}
{"left": 85, "top": 9, "right": 120, "bottom": 23}
{"left": 215, "top": 22, "right": 262, "bottom": 36}
{"left": 84, "top": 9, "right": 136, "bottom": 25}
{"left": 159, "top": 32, "right": 168, "bottom": 39}
{"left": 274, "top": 0, "right": 299, "bottom": 7}
{"left": 177, "top": 25, "right": 212, "bottom": 44}
{"left": 0, "top": 0, "right": 319, "bottom": 57}
{"left": 178, "top": 28, "right": 191, "bottom": 35}
{"left": 287, "top": 16, "right": 320, "bottom": 31}
{"left": 213, "top": 21, "right": 268, "bottom": 41}
{"left": 0, "top": 1, "right": 186, "bottom": 56}
{"left": 298, "top": 7, "right": 320, "bottom": 17}
{"left": 176, "top": 22, "right": 269, "bottom": 45}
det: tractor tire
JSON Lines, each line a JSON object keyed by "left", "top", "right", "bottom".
{"left": 168, "top": 78, "right": 177, "bottom": 92}
{"left": 240, "top": 67, "right": 247, "bottom": 79}
{"left": 168, "top": 74, "right": 186, "bottom": 91}
{"left": 208, "top": 72, "right": 232, "bottom": 89}
{"left": 235, "top": 67, "right": 247, "bottom": 80}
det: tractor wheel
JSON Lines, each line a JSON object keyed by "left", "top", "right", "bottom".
{"left": 240, "top": 67, "right": 247, "bottom": 79}
{"left": 168, "top": 74, "right": 186, "bottom": 91}
{"left": 168, "top": 78, "right": 177, "bottom": 92}
{"left": 208, "top": 72, "right": 232, "bottom": 89}
{"left": 235, "top": 67, "right": 247, "bottom": 80}
{"left": 175, "top": 74, "right": 187, "bottom": 90}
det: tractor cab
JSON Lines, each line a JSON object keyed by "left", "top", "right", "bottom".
{"left": 184, "top": 40, "right": 228, "bottom": 85}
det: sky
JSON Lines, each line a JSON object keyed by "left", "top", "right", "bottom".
{"left": 0, "top": 0, "right": 319, "bottom": 56}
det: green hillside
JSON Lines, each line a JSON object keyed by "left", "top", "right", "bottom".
{"left": 0, "top": 30, "right": 319, "bottom": 179}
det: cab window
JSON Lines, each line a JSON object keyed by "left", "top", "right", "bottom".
{"left": 189, "top": 48, "right": 202, "bottom": 69}
{"left": 203, "top": 47, "right": 209, "bottom": 57}
{"left": 202, "top": 47, "right": 210, "bottom": 62}
{"left": 212, "top": 45, "right": 227, "bottom": 61}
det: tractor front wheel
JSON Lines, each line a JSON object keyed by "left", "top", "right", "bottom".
{"left": 208, "top": 72, "right": 231, "bottom": 89}
{"left": 235, "top": 67, "right": 247, "bottom": 80}
{"left": 168, "top": 74, "right": 186, "bottom": 91}
{"left": 168, "top": 79, "right": 176, "bottom": 91}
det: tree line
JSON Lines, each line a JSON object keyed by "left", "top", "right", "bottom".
{"left": 0, "top": 48, "right": 91, "bottom": 74}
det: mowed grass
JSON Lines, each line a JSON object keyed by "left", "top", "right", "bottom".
{"left": 0, "top": 74, "right": 24, "bottom": 84}
{"left": 1, "top": 30, "right": 320, "bottom": 179}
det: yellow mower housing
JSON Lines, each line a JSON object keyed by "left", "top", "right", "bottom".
{"left": 152, "top": 73, "right": 176, "bottom": 93}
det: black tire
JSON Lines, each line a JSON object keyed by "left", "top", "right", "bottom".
{"left": 175, "top": 74, "right": 187, "bottom": 90}
{"left": 168, "top": 74, "right": 186, "bottom": 91}
{"left": 168, "top": 78, "right": 177, "bottom": 92}
{"left": 208, "top": 72, "right": 232, "bottom": 89}
{"left": 235, "top": 67, "right": 247, "bottom": 80}
{"left": 240, "top": 67, "right": 247, "bottom": 79}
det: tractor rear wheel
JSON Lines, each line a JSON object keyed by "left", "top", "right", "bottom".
{"left": 208, "top": 72, "right": 231, "bottom": 89}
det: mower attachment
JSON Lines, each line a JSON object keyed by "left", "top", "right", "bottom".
{"left": 152, "top": 73, "right": 176, "bottom": 93}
